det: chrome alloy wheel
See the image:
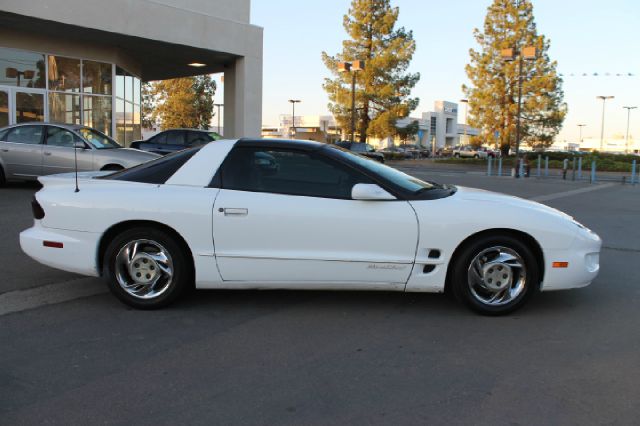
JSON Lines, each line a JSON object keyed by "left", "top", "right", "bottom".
{"left": 114, "top": 239, "right": 174, "bottom": 299}
{"left": 467, "top": 246, "right": 527, "bottom": 306}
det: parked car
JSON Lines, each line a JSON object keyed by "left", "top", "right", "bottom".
{"left": 399, "top": 144, "right": 430, "bottom": 158}
{"left": 130, "top": 129, "right": 222, "bottom": 155}
{"left": 452, "top": 146, "right": 488, "bottom": 159}
{"left": 0, "top": 123, "right": 159, "bottom": 185}
{"left": 21, "top": 138, "right": 601, "bottom": 315}
{"left": 333, "top": 141, "right": 385, "bottom": 163}
{"left": 379, "top": 145, "right": 415, "bottom": 159}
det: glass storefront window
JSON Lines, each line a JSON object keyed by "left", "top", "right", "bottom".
{"left": 116, "top": 67, "right": 125, "bottom": 99}
{"left": 125, "top": 75, "right": 133, "bottom": 103}
{"left": 48, "top": 56, "right": 81, "bottom": 92}
{"left": 133, "top": 77, "right": 140, "bottom": 105}
{"left": 83, "top": 60, "right": 112, "bottom": 95}
{"left": 115, "top": 97, "right": 125, "bottom": 143}
{"left": 133, "top": 103, "right": 141, "bottom": 141}
{"left": 83, "top": 95, "right": 112, "bottom": 136}
{"left": 0, "top": 47, "right": 46, "bottom": 88}
{"left": 16, "top": 92, "right": 45, "bottom": 123}
{"left": 49, "top": 93, "right": 81, "bottom": 124}
{"left": 0, "top": 91, "right": 8, "bottom": 127}
{"left": 124, "top": 101, "right": 133, "bottom": 144}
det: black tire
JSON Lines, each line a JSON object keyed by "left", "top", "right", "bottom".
{"left": 450, "top": 234, "right": 540, "bottom": 315}
{"left": 454, "top": 153, "right": 460, "bottom": 158}
{"left": 474, "top": 154, "right": 479, "bottom": 159}
{"left": 103, "top": 227, "right": 192, "bottom": 309}
{"left": 0, "top": 165, "right": 6, "bottom": 187}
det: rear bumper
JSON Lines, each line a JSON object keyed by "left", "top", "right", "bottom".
{"left": 541, "top": 227, "right": 602, "bottom": 291}
{"left": 20, "top": 224, "right": 101, "bottom": 277}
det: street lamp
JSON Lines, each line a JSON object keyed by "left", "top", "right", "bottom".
{"left": 460, "top": 99, "right": 469, "bottom": 146}
{"left": 288, "top": 99, "right": 301, "bottom": 137}
{"left": 623, "top": 106, "right": 637, "bottom": 154}
{"left": 501, "top": 45, "right": 537, "bottom": 178}
{"left": 597, "top": 95, "right": 614, "bottom": 152}
{"left": 338, "top": 60, "right": 365, "bottom": 142}
{"left": 5, "top": 67, "right": 35, "bottom": 86}
{"left": 577, "top": 124, "right": 586, "bottom": 144}
{"left": 213, "top": 103, "right": 223, "bottom": 135}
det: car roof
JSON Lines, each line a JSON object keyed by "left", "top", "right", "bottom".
{"left": 0, "top": 122, "right": 86, "bottom": 131}
{"left": 159, "top": 128, "right": 217, "bottom": 133}
{"left": 236, "top": 138, "right": 326, "bottom": 151}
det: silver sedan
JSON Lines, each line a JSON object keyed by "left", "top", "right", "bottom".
{"left": 0, "top": 123, "right": 160, "bottom": 185}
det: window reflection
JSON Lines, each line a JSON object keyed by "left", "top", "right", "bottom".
{"left": 16, "top": 92, "right": 45, "bottom": 123}
{"left": 83, "top": 95, "right": 112, "bottom": 136}
{"left": 48, "top": 56, "right": 81, "bottom": 92}
{"left": 0, "top": 47, "right": 46, "bottom": 88}
{"left": 0, "top": 91, "right": 8, "bottom": 127}
{"left": 83, "top": 60, "right": 112, "bottom": 95}
{"left": 49, "top": 93, "right": 81, "bottom": 124}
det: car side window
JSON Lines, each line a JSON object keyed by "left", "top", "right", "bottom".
{"left": 45, "top": 127, "right": 82, "bottom": 148}
{"left": 6, "top": 126, "right": 44, "bottom": 144}
{"left": 0, "top": 129, "right": 8, "bottom": 141}
{"left": 187, "top": 131, "right": 212, "bottom": 146}
{"left": 218, "top": 147, "right": 374, "bottom": 199}
{"left": 166, "top": 131, "right": 185, "bottom": 145}
{"left": 150, "top": 132, "right": 167, "bottom": 145}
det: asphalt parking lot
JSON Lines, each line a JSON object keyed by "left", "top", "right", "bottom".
{"left": 1, "top": 164, "right": 639, "bottom": 425}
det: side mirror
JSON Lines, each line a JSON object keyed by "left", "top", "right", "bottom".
{"left": 74, "top": 141, "right": 87, "bottom": 150}
{"left": 351, "top": 183, "right": 396, "bottom": 201}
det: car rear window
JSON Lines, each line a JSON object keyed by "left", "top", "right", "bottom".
{"left": 99, "top": 147, "right": 201, "bottom": 184}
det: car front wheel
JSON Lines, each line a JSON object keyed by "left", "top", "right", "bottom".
{"left": 451, "top": 234, "right": 539, "bottom": 315}
{"left": 103, "top": 227, "right": 192, "bottom": 309}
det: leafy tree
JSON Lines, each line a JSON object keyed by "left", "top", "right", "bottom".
{"left": 463, "top": 0, "right": 566, "bottom": 154}
{"left": 396, "top": 120, "right": 419, "bottom": 143}
{"left": 322, "top": 0, "right": 420, "bottom": 142}
{"left": 193, "top": 75, "right": 217, "bottom": 130}
{"left": 149, "top": 76, "right": 217, "bottom": 130}
{"left": 141, "top": 82, "right": 155, "bottom": 129}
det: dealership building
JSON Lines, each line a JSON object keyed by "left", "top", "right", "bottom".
{"left": 0, "top": 0, "right": 263, "bottom": 145}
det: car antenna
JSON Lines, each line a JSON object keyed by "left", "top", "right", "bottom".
{"left": 74, "top": 140, "right": 81, "bottom": 192}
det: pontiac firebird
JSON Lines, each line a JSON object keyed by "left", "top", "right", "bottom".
{"left": 20, "top": 139, "right": 602, "bottom": 315}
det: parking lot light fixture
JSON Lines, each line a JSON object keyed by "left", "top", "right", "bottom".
{"left": 597, "top": 96, "right": 614, "bottom": 151}
{"left": 623, "top": 106, "right": 637, "bottom": 154}
{"left": 338, "top": 61, "right": 365, "bottom": 142}
{"left": 288, "top": 99, "right": 301, "bottom": 137}
{"left": 460, "top": 99, "right": 469, "bottom": 146}
{"left": 577, "top": 124, "right": 586, "bottom": 144}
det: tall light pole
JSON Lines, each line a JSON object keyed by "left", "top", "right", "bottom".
{"left": 623, "top": 106, "right": 637, "bottom": 154}
{"left": 338, "top": 60, "right": 365, "bottom": 142}
{"left": 460, "top": 99, "right": 469, "bottom": 146}
{"left": 213, "top": 103, "right": 223, "bottom": 135}
{"left": 577, "top": 124, "right": 586, "bottom": 144}
{"left": 597, "top": 95, "right": 614, "bottom": 152}
{"left": 288, "top": 99, "right": 301, "bottom": 137}
{"left": 501, "top": 45, "right": 537, "bottom": 178}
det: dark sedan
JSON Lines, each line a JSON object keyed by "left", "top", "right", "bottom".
{"left": 333, "top": 141, "right": 385, "bottom": 163}
{"left": 130, "top": 129, "right": 221, "bottom": 155}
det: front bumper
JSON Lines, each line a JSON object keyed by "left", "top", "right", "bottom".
{"left": 541, "top": 227, "right": 602, "bottom": 291}
{"left": 20, "top": 224, "right": 101, "bottom": 277}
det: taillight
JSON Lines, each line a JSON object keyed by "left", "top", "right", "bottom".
{"left": 31, "top": 197, "right": 45, "bottom": 220}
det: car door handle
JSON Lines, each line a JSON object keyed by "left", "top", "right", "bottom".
{"left": 218, "top": 208, "right": 248, "bottom": 216}
{"left": 44, "top": 151, "right": 52, "bottom": 156}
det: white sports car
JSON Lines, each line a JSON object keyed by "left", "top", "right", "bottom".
{"left": 20, "top": 139, "right": 602, "bottom": 315}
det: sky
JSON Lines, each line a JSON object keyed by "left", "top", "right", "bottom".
{"left": 246, "top": 0, "right": 640, "bottom": 143}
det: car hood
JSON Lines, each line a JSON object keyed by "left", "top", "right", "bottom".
{"left": 94, "top": 148, "right": 160, "bottom": 163}
{"left": 452, "top": 186, "right": 574, "bottom": 221}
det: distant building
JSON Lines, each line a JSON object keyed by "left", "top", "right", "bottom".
{"left": 262, "top": 115, "right": 342, "bottom": 142}
{"left": 551, "top": 136, "right": 639, "bottom": 153}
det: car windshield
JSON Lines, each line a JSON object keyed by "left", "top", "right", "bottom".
{"left": 77, "top": 128, "right": 122, "bottom": 149}
{"left": 329, "top": 146, "right": 437, "bottom": 193}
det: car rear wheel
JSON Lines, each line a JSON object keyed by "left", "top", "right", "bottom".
{"left": 451, "top": 234, "right": 539, "bottom": 315}
{"left": 103, "top": 227, "right": 192, "bottom": 309}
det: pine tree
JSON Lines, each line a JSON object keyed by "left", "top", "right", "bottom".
{"left": 463, "top": 0, "right": 566, "bottom": 154}
{"left": 322, "top": 0, "right": 419, "bottom": 142}
{"left": 149, "top": 76, "right": 216, "bottom": 130}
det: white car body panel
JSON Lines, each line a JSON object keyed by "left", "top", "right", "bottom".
{"left": 20, "top": 138, "right": 602, "bottom": 297}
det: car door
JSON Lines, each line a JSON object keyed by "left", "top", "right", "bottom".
{"left": 0, "top": 125, "right": 44, "bottom": 178}
{"left": 211, "top": 145, "right": 419, "bottom": 286}
{"left": 42, "top": 126, "right": 93, "bottom": 175}
{"left": 186, "top": 131, "right": 213, "bottom": 148}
